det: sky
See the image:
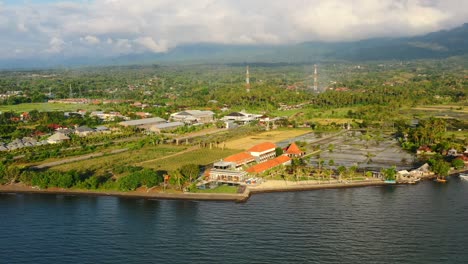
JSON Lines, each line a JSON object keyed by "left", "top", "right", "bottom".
{"left": 0, "top": 0, "right": 467, "bottom": 59}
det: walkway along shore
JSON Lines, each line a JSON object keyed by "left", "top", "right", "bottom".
{"left": 2, "top": 170, "right": 466, "bottom": 202}
{"left": 0, "top": 179, "right": 389, "bottom": 203}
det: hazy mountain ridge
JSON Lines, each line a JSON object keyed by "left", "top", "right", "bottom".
{"left": 2, "top": 23, "right": 467, "bottom": 69}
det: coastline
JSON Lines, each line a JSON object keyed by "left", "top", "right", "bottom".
{"left": 3, "top": 170, "right": 466, "bottom": 202}
{"left": 0, "top": 179, "right": 391, "bottom": 203}
{"left": 0, "top": 184, "right": 248, "bottom": 202}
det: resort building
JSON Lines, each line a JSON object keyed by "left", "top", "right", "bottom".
{"left": 208, "top": 161, "right": 248, "bottom": 183}
{"left": 119, "top": 117, "right": 167, "bottom": 130}
{"left": 246, "top": 155, "right": 292, "bottom": 174}
{"left": 170, "top": 110, "right": 215, "bottom": 124}
{"left": 284, "top": 142, "right": 305, "bottom": 158}
{"left": 223, "top": 152, "right": 255, "bottom": 168}
{"left": 248, "top": 142, "right": 277, "bottom": 163}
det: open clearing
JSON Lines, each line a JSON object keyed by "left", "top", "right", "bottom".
{"left": 224, "top": 129, "right": 311, "bottom": 150}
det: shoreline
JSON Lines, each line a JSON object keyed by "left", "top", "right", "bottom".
{"left": 0, "top": 179, "right": 391, "bottom": 203}
{"left": 2, "top": 170, "right": 466, "bottom": 202}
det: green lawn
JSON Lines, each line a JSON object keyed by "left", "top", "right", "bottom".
{"left": 193, "top": 185, "right": 238, "bottom": 194}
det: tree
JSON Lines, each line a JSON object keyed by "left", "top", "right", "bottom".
{"left": 430, "top": 159, "right": 451, "bottom": 178}
{"left": 381, "top": 166, "right": 397, "bottom": 181}
{"left": 451, "top": 159, "right": 465, "bottom": 170}
{"left": 337, "top": 165, "right": 347, "bottom": 181}
{"left": 118, "top": 174, "right": 140, "bottom": 191}
{"left": 169, "top": 169, "right": 185, "bottom": 190}
{"left": 180, "top": 164, "right": 200, "bottom": 182}
{"left": 0, "top": 164, "right": 20, "bottom": 184}
{"left": 275, "top": 147, "right": 284, "bottom": 157}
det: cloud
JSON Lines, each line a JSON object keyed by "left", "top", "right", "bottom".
{"left": 134, "top": 37, "right": 169, "bottom": 53}
{"left": 80, "top": 35, "right": 100, "bottom": 45}
{"left": 45, "top": 37, "right": 65, "bottom": 53}
{"left": 0, "top": 0, "right": 466, "bottom": 59}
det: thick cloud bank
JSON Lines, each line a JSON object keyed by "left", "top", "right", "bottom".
{"left": 0, "top": 0, "right": 466, "bottom": 59}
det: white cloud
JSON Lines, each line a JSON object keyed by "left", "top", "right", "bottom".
{"left": 0, "top": 0, "right": 466, "bottom": 59}
{"left": 80, "top": 35, "right": 100, "bottom": 45}
{"left": 45, "top": 37, "right": 65, "bottom": 53}
{"left": 134, "top": 37, "right": 169, "bottom": 53}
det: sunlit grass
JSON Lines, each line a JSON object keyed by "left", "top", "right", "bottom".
{"left": 52, "top": 145, "right": 187, "bottom": 174}
{"left": 143, "top": 148, "right": 239, "bottom": 172}
{"left": 0, "top": 103, "right": 103, "bottom": 113}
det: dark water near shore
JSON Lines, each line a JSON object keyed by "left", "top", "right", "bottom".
{"left": 1, "top": 179, "right": 468, "bottom": 264}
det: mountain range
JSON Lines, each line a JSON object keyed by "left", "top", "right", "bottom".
{"left": 2, "top": 23, "right": 468, "bottom": 69}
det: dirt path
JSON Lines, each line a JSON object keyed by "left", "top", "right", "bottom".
{"left": 32, "top": 148, "right": 128, "bottom": 169}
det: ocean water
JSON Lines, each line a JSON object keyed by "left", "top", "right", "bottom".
{"left": 1, "top": 179, "right": 467, "bottom": 264}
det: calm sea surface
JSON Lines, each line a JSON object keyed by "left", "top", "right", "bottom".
{"left": 1, "top": 179, "right": 467, "bottom": 264}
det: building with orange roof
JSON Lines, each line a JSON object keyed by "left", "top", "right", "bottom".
{"left": 224, "top": 152, "right": 255, "bottom": 168}
{"left": 247, "top": 142, "right": 277, "bottom": 162}
{"left": 208, "top": 161, "right": 248, "bottom": 183}
{"left": 284, "top": 142, "right": 305, "bottom": 158}
{"left": 246, "top": 155, "right": 291, "bottom": 174}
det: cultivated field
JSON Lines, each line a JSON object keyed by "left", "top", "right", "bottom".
{"left": 52, "top": 145, "right": 187, "bottom": 174}
{"left": 143, "top": 148, "right": 239, "bottom": 171}
{"left": 224, "top": 129, "right": 311, "bottom": 150}
{"left": 0, "top": 103, "right": 102, "bottom": 113}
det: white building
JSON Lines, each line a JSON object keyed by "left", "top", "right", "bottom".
{"left": 247, "top": 142, "right": 277, "bottom": 163}
{"left": 170, "top": 110, "right": 214, "bottom": 124}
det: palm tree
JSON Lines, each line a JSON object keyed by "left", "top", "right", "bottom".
{"left": 337, "top": 165, "right": 347, "bottom": 182}
{"left": 170, "top": 169, "right": 185, "bottom": 190}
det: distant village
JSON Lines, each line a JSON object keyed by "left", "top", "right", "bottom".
{"left": 0, "top": 99, "right": 287, "bottom": 152}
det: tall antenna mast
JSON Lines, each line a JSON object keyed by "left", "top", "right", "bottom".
{"left": 313, "top": 64, "right": 318, "bottom": 91}
{"left": 246, "top": 65, "right": 250, "bottom": 93}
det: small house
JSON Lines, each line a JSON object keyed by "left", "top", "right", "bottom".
{"left": 47, "top": 133, "right": 70, "bottom": 144}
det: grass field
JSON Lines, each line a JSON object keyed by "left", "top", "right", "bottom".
{"left": 412, "top": 105, "right": 467, "bottom": 112}
{"left": 52, "top": 145, "right": 187, "bottom": 174}
{"left": 143, "top": 148, "right": 239, "bottom": 171}
{"left": 224, "top": 128, "right": 311, "bottom": 150}
{"left": 0, "top": 103, "right": 102, "bottom": 113}
{"left": 192, "top": 185, "right": 238, "bottom": 194}
{"left": 311, "top": 118, "right": 357, "bottom": 125}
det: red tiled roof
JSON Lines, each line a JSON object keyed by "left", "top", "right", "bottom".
{"left": 224, "top": 152, "right": 255, "bottom": 165}
{"left": 246, "top": 155, "right": 291, "bottom": 174}
{"left": 248, "top": 142, "right": 276, "bottom": 153}
{"left": 285, "top": 142, "right": 302, "bottom": 155}
{"left": 418, "top": 145, "right": 432, "bottom": 152}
